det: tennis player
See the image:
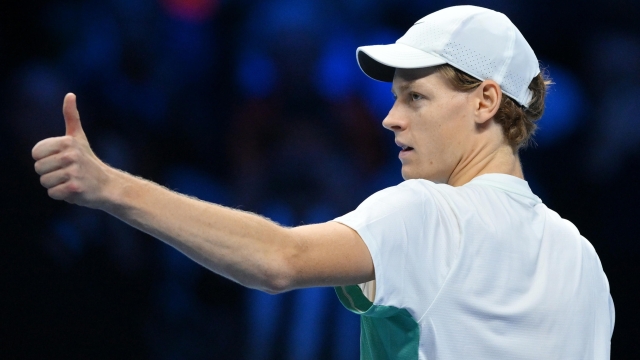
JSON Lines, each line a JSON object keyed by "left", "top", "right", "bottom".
{"left": 32, "top": 5, "right": 614, "bottom": 359}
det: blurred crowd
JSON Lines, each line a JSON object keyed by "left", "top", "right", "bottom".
{"left": 2, "top": 0, "right": 640, "bottom": 358}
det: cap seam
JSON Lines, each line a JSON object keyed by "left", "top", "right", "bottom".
{"left": 496, "top": 22, "right": 516, "bottom": 85}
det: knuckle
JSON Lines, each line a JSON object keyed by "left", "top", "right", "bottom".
{"left": 68, "top": 164, "right": 80, "bottom": 178}
{"left": 60, "top": 151, "right": 77, "bottom": 164}
{"left": 61, "top": 136, "right": 74, "bottom": 148}
{"left": 66, "top": 182, "right": 82, "bottom": 194}
{"left": 59, "top": 153, "right": 69, "bottom": 164}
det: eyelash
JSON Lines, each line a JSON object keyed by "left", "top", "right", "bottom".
{"left": 391, "top": 92, "right": 424, "bottom": 102}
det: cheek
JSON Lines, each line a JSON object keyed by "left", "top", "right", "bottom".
{"left": 414, "top": 101, "right": 468, "bottom": 161}
{"left": 435, "top": 99, "right": 470, "bottom": 144}
{"left": 413, "top": 107, "right": 453, "bottom": 151}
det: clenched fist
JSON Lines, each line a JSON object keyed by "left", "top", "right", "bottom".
{"left": 32, "top": 93, "right": 114, "bottom": 209}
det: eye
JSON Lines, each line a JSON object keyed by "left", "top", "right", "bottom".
{"left": 410, "top": 92, "right": 423, "bottom": 102}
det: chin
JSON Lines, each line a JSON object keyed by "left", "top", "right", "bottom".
{"left": 401, "top": 167, "right": 420, "bottom": 181}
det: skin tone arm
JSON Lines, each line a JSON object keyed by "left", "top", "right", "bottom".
{"left": 32, "top": 94, "right": 375, "bottom": 294}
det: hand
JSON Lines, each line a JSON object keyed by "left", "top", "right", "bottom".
{"left": 32, "top": 93, "right": 113, "bottom": 209}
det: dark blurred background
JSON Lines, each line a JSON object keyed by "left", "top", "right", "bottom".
{"left": 0, "top": 0, "right": 637, "bottom": 359}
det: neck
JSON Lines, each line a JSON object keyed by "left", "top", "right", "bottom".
{"left": 447, "top": 143, "right": 523, "bottom": 187}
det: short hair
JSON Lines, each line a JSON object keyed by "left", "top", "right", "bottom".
{"left": 436, "top": 64, "right": 552, "bottom": 150}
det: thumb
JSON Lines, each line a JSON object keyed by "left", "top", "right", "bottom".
{"left": 63, "top": 93, "right": 86, "bottom": 139}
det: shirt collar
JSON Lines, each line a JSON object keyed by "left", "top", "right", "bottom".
{"left": 466, "top": 173, "right": 542, "bottom": 204}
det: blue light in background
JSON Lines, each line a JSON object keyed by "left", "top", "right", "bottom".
{"left": 362, "top": 80, "right": 394, "bottom": 122}
{"left": 287, "top": 287, "right": 334, "bottom": 359}
{"left": 245, "top": 289, "right": 286, "bottom": 359}
{"left": 260, "top": 0, "right": 322, "bottom": 35}
{"left": 315, "top": 37, "right": 361, "bottom": 102}
{"left": 533, "top": 64, "right": 584, "bottom": 147}
{"left": 162, "top": 165, "right": 232, "bottom": 206}
{"left": 358, "top": 29, "right": 400, "bottom": 121}
{"left": 236, "top": 50, "right": 278, "bottom": 98}
{"left": 61, "top": 5, "right": 121, "bottom": 82}
{"left": 331, "top": 304, "right": 361, "bottom": 360}
{"left": 241, "top": 0, "right": 325, "bottom": 50}
{"left": 165, "top": 19, "right": 214, "bottom": 71}
{"left": 152, "top": 244, "right": 206, "bottom": 336}
{"left": 52, "top": 220, "right": 84, "bottom": 257}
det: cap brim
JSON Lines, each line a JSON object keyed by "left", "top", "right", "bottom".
{"left": 357, "top": 43, "right": 448, "bottom": 82}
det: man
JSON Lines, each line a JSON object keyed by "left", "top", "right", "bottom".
{"left": 32, "top": 5, "right": 613, "bottom": 360}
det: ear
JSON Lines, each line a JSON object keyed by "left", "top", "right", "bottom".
{"left": 473, "top": 80, "right": 502, "bottom": 125}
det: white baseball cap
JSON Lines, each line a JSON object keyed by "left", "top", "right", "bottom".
{"left": 357, "top": 6, "right": 540, "bottom": 107}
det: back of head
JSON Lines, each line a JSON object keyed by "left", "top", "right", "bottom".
{"left": 436, "top": 64, "right": 551, "bottom": 150}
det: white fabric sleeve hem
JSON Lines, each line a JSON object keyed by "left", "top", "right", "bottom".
{"left": 331, "top": 218, "right": 384, "bottom": 305}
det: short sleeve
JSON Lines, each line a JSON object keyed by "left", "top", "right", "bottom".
{"left": 333, "top": 180, "right": 459, "bottom": 319}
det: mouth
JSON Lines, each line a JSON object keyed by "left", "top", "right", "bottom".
{"left": 395, "top": 140, "right": 414, "bottom": 159}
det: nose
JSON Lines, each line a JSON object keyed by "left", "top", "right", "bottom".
{"left": 382, "top": 102, "right": 405, "bottom": 132}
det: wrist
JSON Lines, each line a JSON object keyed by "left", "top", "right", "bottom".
{"left": 96, "top": 165, "right": 136, "bottom": 214}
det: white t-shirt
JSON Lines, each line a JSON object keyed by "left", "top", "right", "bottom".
{"left": 333, "top": 174, "right": 614, "bottom": 360}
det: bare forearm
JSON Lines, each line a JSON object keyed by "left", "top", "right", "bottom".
{"left": 33, "top": 94, "right": 374, "bottom": 294}
{"left": 101, "top": 168, "right": 294, "bottom": 293}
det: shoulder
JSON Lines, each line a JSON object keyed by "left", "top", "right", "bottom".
{"left": 541, "top": 205, "right": 601, "bottom": 257}
{"left": 543, "top": 206, "right": 582, "bottom": 237}
{"left": 334, "top": 179, "right": 459, "bottom": 236}
{"left": 348, "top": 179, "right": 454, "bottom": 222}
{"left": 336, "top": 179, "right": 446, "bottom": 230}
{"left": 357, "top": 179, "right": 443, "bottom": 209}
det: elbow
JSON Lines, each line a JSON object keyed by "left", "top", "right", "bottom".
{"left": 261, "top": 277, "right": 291, "bottom": 295}
{"left": 258, "top": 266, "right": 295, "bottom": 295}
{"left": 243, "top": 228, "right": 303, "bottom": 295}
{"left": 265, "top": 256, "right": 300, "bottom": 294}
{"left": 259, "top": 244, "right": 300, "bottom": 295}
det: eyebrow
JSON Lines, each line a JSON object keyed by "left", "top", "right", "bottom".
{"left": 392, "top": 82, "right": 413, "bottom": 94}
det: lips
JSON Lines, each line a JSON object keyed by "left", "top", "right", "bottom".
{"left": 395, "top": 140, "right": 414, "bottom": 152}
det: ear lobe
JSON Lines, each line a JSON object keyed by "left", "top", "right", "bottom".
{"left": 475, "top": 80, "right": 501, "bottom": 124}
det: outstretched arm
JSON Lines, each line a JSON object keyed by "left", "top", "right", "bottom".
{"left": 32, "top": 94, "right": 374, "bottom": 293}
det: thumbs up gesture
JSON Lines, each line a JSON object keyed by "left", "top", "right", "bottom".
{"left": 62, "top": 93, "right": 86, "bottom": 139}
{"left": 32, "top": 93, "right": 113, "bottom": 208}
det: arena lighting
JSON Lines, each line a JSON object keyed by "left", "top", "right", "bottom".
{"left": 160, "top": 0, "right": 219, "bottom": 22}
{"left": 315, "top": 37, "right": 361, "bottom": 102}
{"left": 236, "top": 50, "right": 278, "bottom": 98}
{"left": 534, "top": 64, "right": 584, "bottom": 147}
